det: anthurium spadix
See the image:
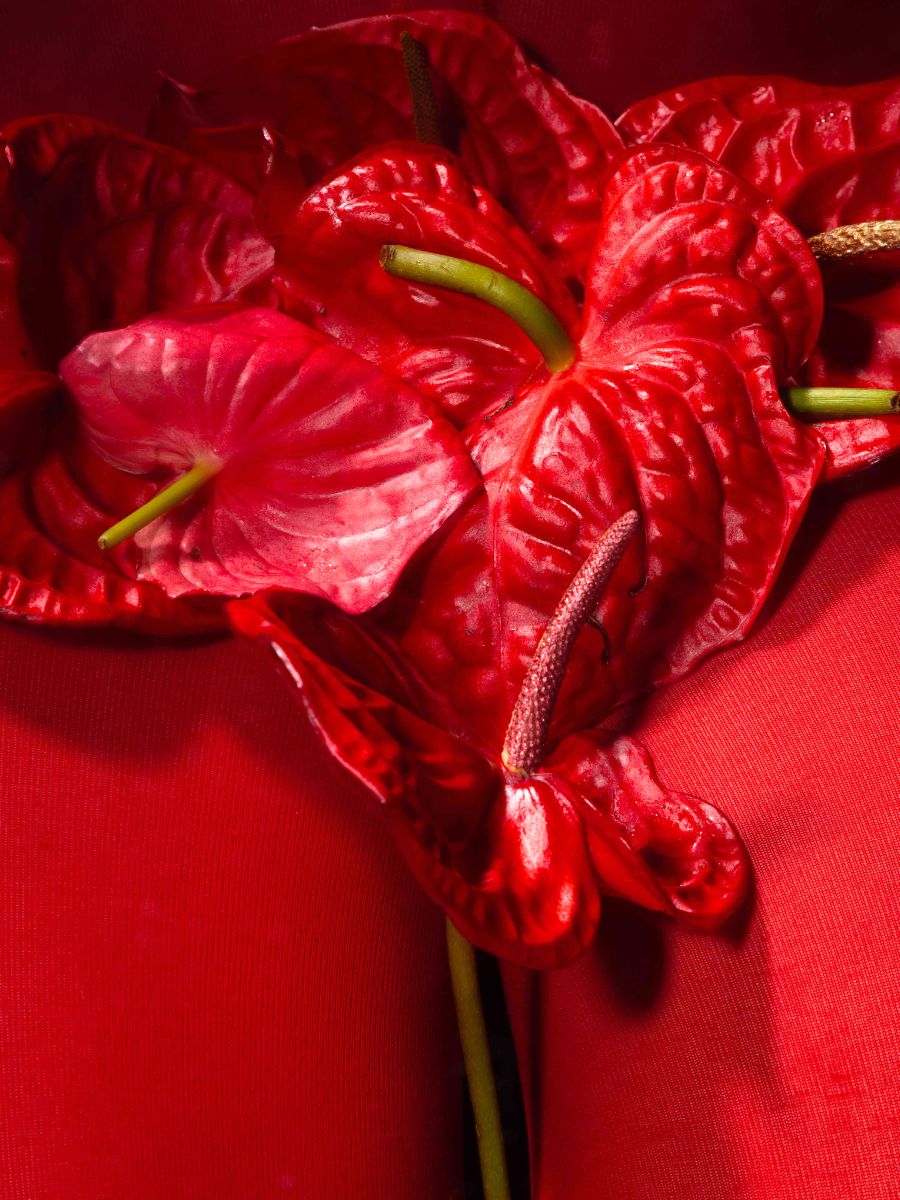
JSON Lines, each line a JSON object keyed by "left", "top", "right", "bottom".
{"left": 59, "top": 304, "right": 478, "bottom": 611}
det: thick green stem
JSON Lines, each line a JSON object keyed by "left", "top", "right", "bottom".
{"left": 98, "top": 459, "right": 220, "bottom": 551}
{"left": 785, "top": 387, "right": 900, "bottom": 419}
{"left": 446, "top": 919, "right": 511, "bottom": 1200}
{"left": 381, "top": 244, "right": 576, "bottom": 373}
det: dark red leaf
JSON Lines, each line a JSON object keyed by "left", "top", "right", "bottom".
{"left": 147, "top": 9, "right": 623, "bottom": 282}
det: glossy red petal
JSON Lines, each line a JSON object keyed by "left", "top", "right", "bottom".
{"left": 617, "top": 76, "right": 900, "bottom": 210}
{"left": 542, "top": 731, "right": 748, "bottom": 929}
{"left": 582, "top": 144, "right": 823, "bottom": 370}
{"left": 618, "top": 76, "right": 900, "bottom": 475}
{"left": 147, "top": 9, "right": 622, "bottom": 280}
{"left": 1, "top": 115, "right": 274, "bottom": 366}
{"left": 61, "top": 305, "right": 478, "bottom": 611}
{"left": 265, "top": 143, "right": 578, "bottom": 428}
{"left": 229, "top": 595, "right": 601, "bottom": 968}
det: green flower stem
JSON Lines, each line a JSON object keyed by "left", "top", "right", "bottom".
{"left": 785, "top": 387, "right": 900, "bottom": 419}
{"left": 97, "top": 459, "right": 221, "bottom": 551}
{"left": 446, "top": 919, "right": 511, "bottom": 1200}
{"left": 380, "top": 244, "right": 576, "bottom": 374}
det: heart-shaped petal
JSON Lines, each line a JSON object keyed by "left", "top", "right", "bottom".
{"left": 357, "top": 147, "right": 824, "bottom": 745}
{"left": 264, "top": 143, "right": 579, "bottom": 428}
{"left": 147, "top": 9, "right": 622, "bottom": 282}
{"left": 61, "top": 305, "right": 479, "bottom": 612}
{"left": 618, "top": 76, "right": 900, "bottom": 476}
{"left": 1, "top": 115, "right": 274, "bottom": 366}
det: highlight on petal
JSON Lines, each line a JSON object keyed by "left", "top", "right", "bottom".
{"left": 0, "top": 115, "right": 274, "bottom": 366}
{"left": 582, "top": 143, "right": 823, "bottom": 372}
{"left": 618, "top": 76, "right": 900, "bottom": 476}
{"left": 264, "top": 142, "right": 579, "bottom": 428}
{"left": 296, "top": 145, "right": 826, "bottom": 754}
{"left": 147, "top": 9, "right": 623, "bottom": 281}
{"left": 60, "top": 305, "right": 478, "bottom": 612}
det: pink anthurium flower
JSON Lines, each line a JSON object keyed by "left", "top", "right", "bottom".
{"left": 59, "top": 304, "right": 478, "bottom": 611}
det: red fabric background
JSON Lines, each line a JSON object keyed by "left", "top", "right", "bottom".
{"left": 1, "top": 3, "right": 898, "bottom": 1198}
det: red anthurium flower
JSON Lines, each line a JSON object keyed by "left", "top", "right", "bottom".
{"left": 229, "top": 143, "right": 826, "bottom": 966}
{"left": 59, "top": 305, "right": 478, "bottom": 611}
{"left": 147, "top": 8, "right": 623, "bottom": 284}
{"left": 618, "top": 76, "right": 900, "bottom": 477}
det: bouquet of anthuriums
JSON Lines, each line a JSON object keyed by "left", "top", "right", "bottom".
{"left": 1, "top": 11, "right": 897, "bottom": 1195}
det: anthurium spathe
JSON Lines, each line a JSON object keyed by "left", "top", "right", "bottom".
{"left": 0, "top": 115, "right": 275, "bottom": 368}
{"left": 59, "top": 304, "right": 478, "bottom": 611}
{"left": 618, "top": 75, "right": 900, "bottom": 477}
{"left": 262, "top": 142, "right": 581, "bottom": 429}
